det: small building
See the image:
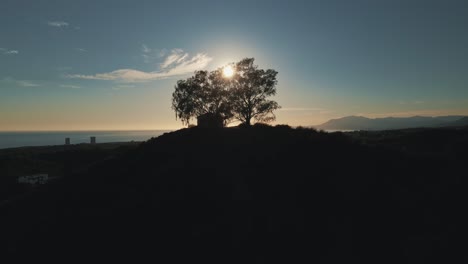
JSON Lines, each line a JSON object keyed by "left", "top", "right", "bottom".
{"left": 65, "top": 138, "right": 70, "bottom": 145}
{"left": 197, "top": 113, "right": 224, "bottom": 128}
{"left": 90, "top": 136, "right": 96, "bottom": 144}
{"left": 18, "top": 174, "right": 49, "bottom": 185}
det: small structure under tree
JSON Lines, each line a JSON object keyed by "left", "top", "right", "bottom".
{"left": 197, "top": 113, "right": 224, "bottom": 128}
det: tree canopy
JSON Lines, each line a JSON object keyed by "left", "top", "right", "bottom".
{"left": 230, "top": 58, "right": 280, "bottom": 126}
{"left": 171, "top": 70, "right": 232, "bottom": 126}
{"left": 171, "top": 58, "right": 280, "bottom": 126}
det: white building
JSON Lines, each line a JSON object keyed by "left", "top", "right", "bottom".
{"left": 17, "top": 174, "right": 49, "bottom": 185}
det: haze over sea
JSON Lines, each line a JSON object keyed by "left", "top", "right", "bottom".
{"left": 0, "top": 130, "right": 171, "bottom": 149}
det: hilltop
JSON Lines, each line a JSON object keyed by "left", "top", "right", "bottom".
{"left": 1, "top": 125, "right": 468, "bottom": 263}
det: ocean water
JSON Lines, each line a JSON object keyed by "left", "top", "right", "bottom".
{"left": 0, "top": 130, "right": 172, "bottom": 149}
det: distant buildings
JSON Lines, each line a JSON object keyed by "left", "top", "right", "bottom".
{"left": 64, "top": 137, "right": 98, "bottom": 145}
{"left": 64, "top": 136, "right": 98, "bottom": 145}
{"left": 18, "top": 174, "right": 49, "bottom": 185}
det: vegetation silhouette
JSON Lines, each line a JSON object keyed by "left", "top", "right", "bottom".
{"left": 1, "top": 124, "right": 468, "bottom": 263}
{"left": 172, "top": 58, "right": 280, "bottom": 127}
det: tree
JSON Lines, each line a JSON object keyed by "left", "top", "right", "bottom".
{"left": 171, "top": 69, "right": 232, "bottom": 126}
{"left": 171, "top": 57, "right": 280, "bottom": 127}
{"left": 230, "top": 58, "right": 280, "bottom": 126}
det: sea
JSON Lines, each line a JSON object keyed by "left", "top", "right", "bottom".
{"left": 0, "top": 130, "right": 172, "bottom": 149}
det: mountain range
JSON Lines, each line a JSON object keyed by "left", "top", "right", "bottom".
{"left": 315, "top": 115, "right": 468, "bottom": 131}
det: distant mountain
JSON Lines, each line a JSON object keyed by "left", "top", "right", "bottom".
{"left": 315, "top": 115, "right": 468, "bottom": 131}
{"left": 440, "top": 116, "right": 468, "bottom": 127}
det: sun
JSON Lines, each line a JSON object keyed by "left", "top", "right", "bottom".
{"left": 223, "top": 65, "right": 234, "bottom": 78}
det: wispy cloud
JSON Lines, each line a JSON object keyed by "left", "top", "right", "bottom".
{"left": 158, "top": 49, "right": 168, "bottom": 57}
{"left": 140, "top": 44, "right": 162, "bottom": 63}
{"left": 68, "top": 49, "right": 213, "bottom": 82}
{"left": 141, "top": 44, "right": 151, "bottom": 53}
{"left": 141, "top": 44, "right": 152, "bottom": 63}
{"left": 0, "top": 48, "right": 19, "bottom": 55}
{"left": 1, "top": 77, "right": 40, "bottom": 87}
{"left": 76, "top": 48, "right": 87, "bottom": 52}
{"left": 60, "top": 84, "right": 81, "bottom": 89}
{"left": 5, "top": 50, "right": 19, "bottom": 55}
{"left": 17, "top": 80, "right": 40, "bottom": 87}
{"left": 161, "top": 49, "right": 188, "bottom": 69}
{"left": 48, "top": 21, "right": 69, "bottom": 27}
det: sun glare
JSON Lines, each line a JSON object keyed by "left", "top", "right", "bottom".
{"left": 223, "top": 65, "right": 234, "bottom": 78}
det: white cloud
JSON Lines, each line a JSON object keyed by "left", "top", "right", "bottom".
{"left": 0, "top": 48, "right": 19, "bottom": 55}
{"left": 68, "top": 49, "right": 213, "bottom": 82}
{"left": 159, "top": 49, "right": 168, "bottom": 57}
{"left": 141, "top": 44, "right": 152, "bottom": 63}
{"left": 17, "top": 80, "right": 40, "bottom": 87}
{"left": 5, "top": 50, "right": 19, "bottom": 55}
{"left": 1, "top": 77, "right": 39, "bottom": 87}
{"left": 161, "top": 49, "right": 186, "bottom": 69}
{"left": 141, "top": 44, "right": 151, "bottom": 53}
{"left": 140, "top": 44, "right": 163, "bottom": 63}
{"left": 60, "top": 84, "right": 81, "bottom": 89}
{"left": 76, "top": 48, "right": 87, "bottom": 52}
{"left": 48, "top": 21, "right": 69, "bottom": 27}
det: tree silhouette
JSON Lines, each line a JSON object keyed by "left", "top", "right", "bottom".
{"left": 230, "top": 58, "right": 280, "bottom": 126}
{"left": 171, "top": 70, "right": 232, "bottom": 126}
{"left": 172, "top": 58, "right": 280, "bottom": 126}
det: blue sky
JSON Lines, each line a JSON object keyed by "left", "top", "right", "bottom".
{"left": 1, "top": 0, "right": 468, "bottom": 130}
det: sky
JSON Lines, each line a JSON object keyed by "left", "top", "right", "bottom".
{"left": 1, "top": 0, "right": 468, "bottom": 131}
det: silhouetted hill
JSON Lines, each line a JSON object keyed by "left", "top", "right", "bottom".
{"left": 315, "top": 115, "right": 467, "bottom": 130}
{"left": 1, "top": 125, "right": 468, "bottom": 263}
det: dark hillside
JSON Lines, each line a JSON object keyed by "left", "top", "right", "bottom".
{"left": 1, "top": 125, "right": 467, "bottom": 263}
{"left": 0, "top": 142, "right": 139, "bottom": 201}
